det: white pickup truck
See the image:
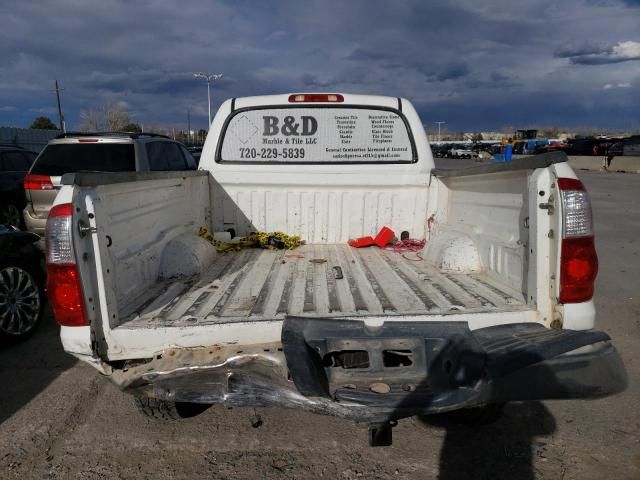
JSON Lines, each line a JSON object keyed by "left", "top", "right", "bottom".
{"left": 46, "top": 93, "right": 625, "bottom": 445}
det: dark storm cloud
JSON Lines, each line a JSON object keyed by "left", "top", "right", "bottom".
{"left": 555, "top": 43, "right": 613, "bottom": 58}
{"left": 556, "top": 41, "right": 640, "bottom": 64}
{"left": 435, "top": 62, "right": 471, "bottom": 81}
{"left": 0, "top": 0, "right": 638, "bottom": 130}
{"left": 345, "top": 48, "right": 389, "bottom": 61}
{"left": 490, "top": 71, "right": 510, "bottom": 83}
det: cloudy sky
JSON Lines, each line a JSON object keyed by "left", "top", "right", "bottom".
{"left": 1, "top": 0, "right": 638, "bottom": 132}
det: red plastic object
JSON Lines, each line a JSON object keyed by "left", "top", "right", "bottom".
{"left": 24, "top": 174, "right": 54, "bottom": 191}
{"left": 374, "top": 227, "right": 395, "bottom": 248}
{"left": 559, "top": 236, "right": 598, "bottom": 303}
{"left": 348, "top": 236, "right": 375, "bottom": 248}
{"left": 47, "top": 264, "right": 89, "bottom": 327}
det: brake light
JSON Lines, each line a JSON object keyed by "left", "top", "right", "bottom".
{"left": 77, "top": 138, "right": 98, "bottom": 143}
{"left": 558, "top": 178, "right": 598, "bottom": 303}
{"left": 288, "top": 94, "right": 344, "bottom": 103}
{"left": 46, "top": 203, "right": 89, "bottom": 326}
{"left": 24, "top": 174, "right": 54, "bottom": 190}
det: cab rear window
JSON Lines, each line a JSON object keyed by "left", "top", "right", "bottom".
{"left": 218, "top": 107, "right": 415, "bottom": 164}
{"left": 31, "top": 143, "right": 135, "bottom": 176}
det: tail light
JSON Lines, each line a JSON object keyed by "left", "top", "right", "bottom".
{"left": 288, "top": 94, "right": 344, "bottom": 103}
{"left": 558, "top": 178, "right": 598, "bottom": 303}
{"left": 46, "top": 203, "right": 89, "bottom": 326}
{"left": 24, "top": 174, "right": 54, "bottom": 190}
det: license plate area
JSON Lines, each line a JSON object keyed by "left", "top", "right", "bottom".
{"left": 313, "top": 337, "right": 428, "bottom": 391}
{"left": 282, "top": 317, "right": 485, "bottom": 400}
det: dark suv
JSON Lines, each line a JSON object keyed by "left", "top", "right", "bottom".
{"left": 0, "top": 145, "right": 38, "bottom": 228}
{"left": 23, "top": 132, "right": 196, "bottom": 235}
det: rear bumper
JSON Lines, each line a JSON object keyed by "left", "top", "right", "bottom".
{"left": 121, "top": 320, "right": 627, "bottom": 422}
{"left": 22, "top": 206, "right": 47, "bottom": 236}
{"left": 487, "top": 340, "right": 626, "bottom": 403}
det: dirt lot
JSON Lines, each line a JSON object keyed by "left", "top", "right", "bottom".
{"left": 0, "top": 170, "right": 638, "bottom": 480}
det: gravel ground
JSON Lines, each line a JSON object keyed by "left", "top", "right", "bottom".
{"left": 0, "top": 170, "right": 638, "bottom": 480}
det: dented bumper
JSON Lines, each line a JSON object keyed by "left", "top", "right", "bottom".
{"left": 116, "top": 319, "right": 627, "bottom": 423}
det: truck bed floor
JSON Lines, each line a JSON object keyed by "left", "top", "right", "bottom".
{"left": 120, "top": 244, "right": 529, "bottom": 328}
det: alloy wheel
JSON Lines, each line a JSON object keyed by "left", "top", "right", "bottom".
{"left": 0, "top": 266, "right": 41, "bottom": 336}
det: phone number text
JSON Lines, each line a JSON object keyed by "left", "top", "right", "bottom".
{"left": 239, "top": 147, "right": 305, "bottom": 159}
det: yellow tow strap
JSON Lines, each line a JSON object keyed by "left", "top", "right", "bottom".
{"left": 199, "top": 226, "right": 304, "bottom": 252}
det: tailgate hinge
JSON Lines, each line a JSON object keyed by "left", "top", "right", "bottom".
{"left": 78, "top": 219, "right": 97, "bottom": 237}
{"left": 538, "top": 194, "right": 555, "bottom": 215}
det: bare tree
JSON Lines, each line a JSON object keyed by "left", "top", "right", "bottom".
{"left": 78, "top": 99, "right": 131, "bottom": 131}
{"left": 143, "top": 124, "right": 171, "bottom": 136}
{"left": 539, "top": 126, "right": 560, "bottom": 138}
{"left": 471, "top": 132, "right": 484, "bottom": 143}
{"left": 78, "top": 108, "right": 101, "bottom": 131}
{"left": 103, "top": 99, "right": 130, "bottom": 131}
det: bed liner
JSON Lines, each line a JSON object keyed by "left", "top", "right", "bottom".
{"left": 119, "top": 244, "right": 529, "bottom": 329}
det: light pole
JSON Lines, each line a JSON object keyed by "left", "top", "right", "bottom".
{"left": 193, "top": 72, "right": 223, "bottom": 126}
{"left": 435, "top": 121, "right": 446, "bottom": 142}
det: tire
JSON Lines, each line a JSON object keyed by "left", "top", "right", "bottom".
{"left": 0, "top": 263, "right": 44, "bottom": 343}
{"left": 134, "top": 396, "right": 210, "bottom": 420}
{"left": 0, "top": 203, "right": 23, "bottom": 229}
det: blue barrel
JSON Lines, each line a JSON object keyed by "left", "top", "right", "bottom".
{"left": 504, "top": 145, "right": 513, "bottom": 161}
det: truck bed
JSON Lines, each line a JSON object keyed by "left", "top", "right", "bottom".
{"left": 120, "top": 244, "right": 529, "bottom": 329}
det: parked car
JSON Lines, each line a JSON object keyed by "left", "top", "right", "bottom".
{"left": 512, "top": 140, "right": 526, "bottom": 155}
{"left": 567, "top": 138, "right": 610, "bottom": 156}
{"left": 449, "top": 146, "right": 477, "bottom": 159}
{"left": 47, "top": 93, "right": 626, "bottom": 446}
{"left": 607, "top": 142, "right": 624, "bottom": 157}
{"left": 533, "top": 142, "right": 570, "bottom": 155}
{"left": 187, "top": 146, "right": 203, "bottom": 165}
{"left": 0, "top": 145, "right": 37, "bottom": 228}
{"left": 23, "top": 132, "right": 197, "bottom": 236}
{"left": 0, "top": 225, "right": 45, "bottom": 342}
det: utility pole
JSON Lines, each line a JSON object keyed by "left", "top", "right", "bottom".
{"left": 193, "top": 72, "right": 223, "bottom": 125}
{"left": 187, "top": 110, "right": 191, "bottom": 145}
{"left": 54, "top": 79, "right": 65, "bottom": 132}
{"left": 435, "top": 121, "right": 446, "bottom": 142}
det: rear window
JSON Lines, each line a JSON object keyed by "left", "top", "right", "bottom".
{"left": 147, "top": 141, "right": 187, "bottom": 171}
{"left": 31, "top": 143, "right": 135, "bottom": 176}
{"left": 218, "top": 107, "right": 415, "bottom": 164}
{"left": 1, "top": 151, "right": 32, "bottom": 171}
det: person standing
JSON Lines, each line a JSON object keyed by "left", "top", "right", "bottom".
{"left": 602, "top": 143, "right": 614, "bottom": 170}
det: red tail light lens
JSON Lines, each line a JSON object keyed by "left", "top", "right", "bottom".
{"left": 46, "top": 202, "right": 88, "bottom": 326}
{"left": 288, "top": 94, "right": 344, "bottom": 103}
{"left": 24, "top": 174, "right": 54, "bottom": 190}
{"left": 559, "top": 236, "right": 598, "bottom": 303}
{"left": 47, "top": 264, "right": 88, "bottom": 326}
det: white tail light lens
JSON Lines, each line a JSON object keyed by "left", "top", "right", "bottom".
{"left": 558, "top": 178, "right": 593, "bottom": 238}
{"left": 46, "top": 203, "right": 75, "bottom": 264}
